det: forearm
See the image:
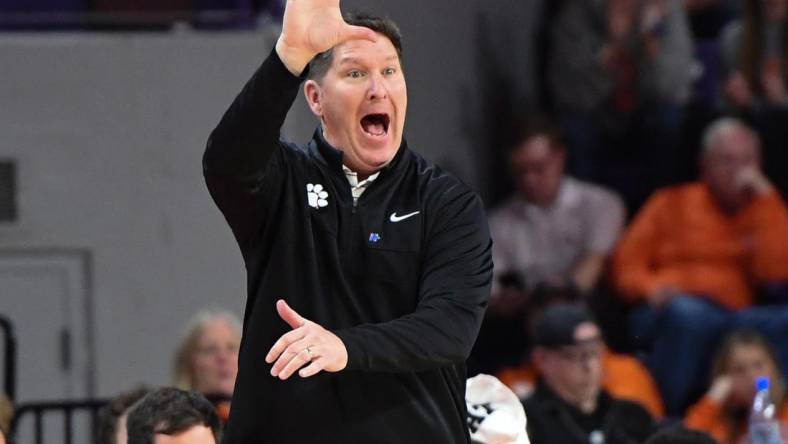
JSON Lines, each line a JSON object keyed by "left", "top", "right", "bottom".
{"left": 335, "top": 292, "right": 489, "bottom": 372}
{"left": 203, "top": 48, "right": 305, "bottom": 246}
{"left": 203, "top": 47, "right": 304, "bottom": 178}
{"left": 571, "top": 253, "right": 606, "bottom": 294}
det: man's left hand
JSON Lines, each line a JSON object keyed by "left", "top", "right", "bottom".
{"left": 265, "top": 299, "right": 348, "bottom": 380}
{"left": 736, "top": 166, "right": 774, "bottom": 197}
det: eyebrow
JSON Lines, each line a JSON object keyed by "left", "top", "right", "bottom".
{"left": 337, "top": 55, "right": 400, "bottom": 66}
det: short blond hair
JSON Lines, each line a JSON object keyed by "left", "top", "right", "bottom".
{"left": 172, "top": 309, "right": 242, "bottom": 391}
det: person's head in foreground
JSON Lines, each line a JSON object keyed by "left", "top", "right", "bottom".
{"left": 710, "top": 328, "right": 785, "bottom": 411}
{"left": 507, "top": 116, "right": 567, "bottom": 208}
{"left": 700, "top": 118, "right": 771, "bottom": 214}
{"left": 97, "top": 387, "right": 151, "bottom": 444}
{"left": 173, "top": 310, "right": 241, "bottom": 398}
{"left": 644, "top": 425, "right": 717, "bottom": 444}
{"left": 531, "top": 303, "right": 604, "bottom": 413}
{"left": 303, "top": 11, "right": 406, "bottom": 179}
{"left": 126, "top": 387, "right": 222, "bottom": 444}
{"left": 0, "top": 391, "right": 12, "bottom": 444}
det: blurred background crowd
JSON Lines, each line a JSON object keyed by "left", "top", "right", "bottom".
{"left": 0, "top": 0, "right": 787, "bottom": 443}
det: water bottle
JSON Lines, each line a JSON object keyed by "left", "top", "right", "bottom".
{"left": 749, "top": 376, "right": 782, "bottom": 444}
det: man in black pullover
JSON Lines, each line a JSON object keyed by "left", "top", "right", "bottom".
{"left": 202, "top": 0, "right": 493, "bottom": 442}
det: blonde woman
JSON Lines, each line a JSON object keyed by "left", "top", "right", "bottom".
{"left": 173, "top": 310, "right": 241, "bottom": 399}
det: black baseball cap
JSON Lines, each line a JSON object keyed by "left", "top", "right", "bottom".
{"left": 532, "top": 303, "right": 600, "bottom": 348}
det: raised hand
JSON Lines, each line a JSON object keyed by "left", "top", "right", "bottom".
{"left": 276, "top": 0, "right": 378, "bottom": 75}
{"left": 265, "top": 299, "right": 348, "bottom": 380}
{"left": 735, "top": 165, "right": 774, "bottom": 197}
{"left": 706, "top": 375, "right": 733, "bottom": 404}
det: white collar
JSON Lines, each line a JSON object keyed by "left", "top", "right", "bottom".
{"left": 342, "top": 165, "right": 380, "bottom": 188}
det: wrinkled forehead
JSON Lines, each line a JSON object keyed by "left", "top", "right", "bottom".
{"left": 330, "top": 35, "right": 401, "bottom": 68}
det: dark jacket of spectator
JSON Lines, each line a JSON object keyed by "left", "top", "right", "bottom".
{"left": 524, "top": 380, "right": 655, "bottom": 444}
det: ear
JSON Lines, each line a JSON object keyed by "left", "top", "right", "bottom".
{"left": 532, "top": 347, "right": 550, "bottom": 373}
{"left": 304, "top": 80, "right": 323, "bottom": 117}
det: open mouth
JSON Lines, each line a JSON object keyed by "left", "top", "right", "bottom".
{"left": 360, "top": 113, "right": 390, "bottom": 137}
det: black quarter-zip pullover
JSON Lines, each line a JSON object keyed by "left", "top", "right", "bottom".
{"left": 203, "top": 48, "right": 493, "bottom": 444}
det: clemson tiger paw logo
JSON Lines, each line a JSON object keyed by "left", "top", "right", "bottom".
{"left": 307, "top": 183, "right": 329, "bottom": 209}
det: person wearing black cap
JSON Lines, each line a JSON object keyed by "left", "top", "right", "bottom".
{"left": 523, "top": 303, "right": 655, "bottom": 444}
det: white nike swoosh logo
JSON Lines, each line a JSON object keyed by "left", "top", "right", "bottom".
{"left": 389, "top": 211, "right": 420, "bottom": 223}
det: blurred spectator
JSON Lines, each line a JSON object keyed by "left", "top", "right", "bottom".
{"left": 466, "top": 374, "right": 530, "bottom": 444}
{"left": 489, "top": 117, "right": 626, "bottom": 306}
{"left": 685, "top": 329, "right": 788, "bottom": 444}
{"left": 522, "top": 303, "right": 655, "bottom": 444}
{"left": 172, "top": 309, "right": 241, "bottom": 396}
{"left": 173, "top": 310, "right": 240, "bottom": 423}
{"left": 549, "top": 0, "right": 694, "bottom": 210}
{"left": 684, "top": 0, "right": 740, "bottom": 39}
{"left": 644, "top": 425, "right": 717, "bottom": 444}
{"left": 471, "top": 118, "right": 625, "bottom": 374}
{"left": 720, "top": 0, "right": 788, "bottom": 197}
{"left": 126, "top": 387, "right": 221, "bottom": 444}
{"left": 0, "top": 392, "right": 11, "bottom": 444}
{"left": 721, "top": 0, "right": 787, "bottom": 111}
{"left": 613, "top": 117, "right": 788, "bottom": 416}
{"left": 497, "top": 297, "right": 665, "bottom": 419}
{"left": 97, "top": 387, "right": 151, "bottom": 444}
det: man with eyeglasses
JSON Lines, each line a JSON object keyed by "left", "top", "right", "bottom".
{"left": 523, "top": 304, "right": 655, "bottom": 444}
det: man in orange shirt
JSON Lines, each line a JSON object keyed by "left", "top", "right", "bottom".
{"left": 612, "top": 117, "right": 788, "bottom": 416}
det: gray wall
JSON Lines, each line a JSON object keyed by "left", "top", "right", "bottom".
{"left": 0, "top": 29, "right": 297, "bottom": 398}
{"left": 0, "top": 0, "right": 506, "bottom": 400}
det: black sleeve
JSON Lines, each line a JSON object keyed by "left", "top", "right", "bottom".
{"left": 202, "top": 48, "right": 306, "bottom": 246}
{"left": 335, "top": 186, "right": 493, "bottom": 372}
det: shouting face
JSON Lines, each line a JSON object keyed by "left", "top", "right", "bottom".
{"left": 304, "top": 33, "right": 407, "bottom": 178}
